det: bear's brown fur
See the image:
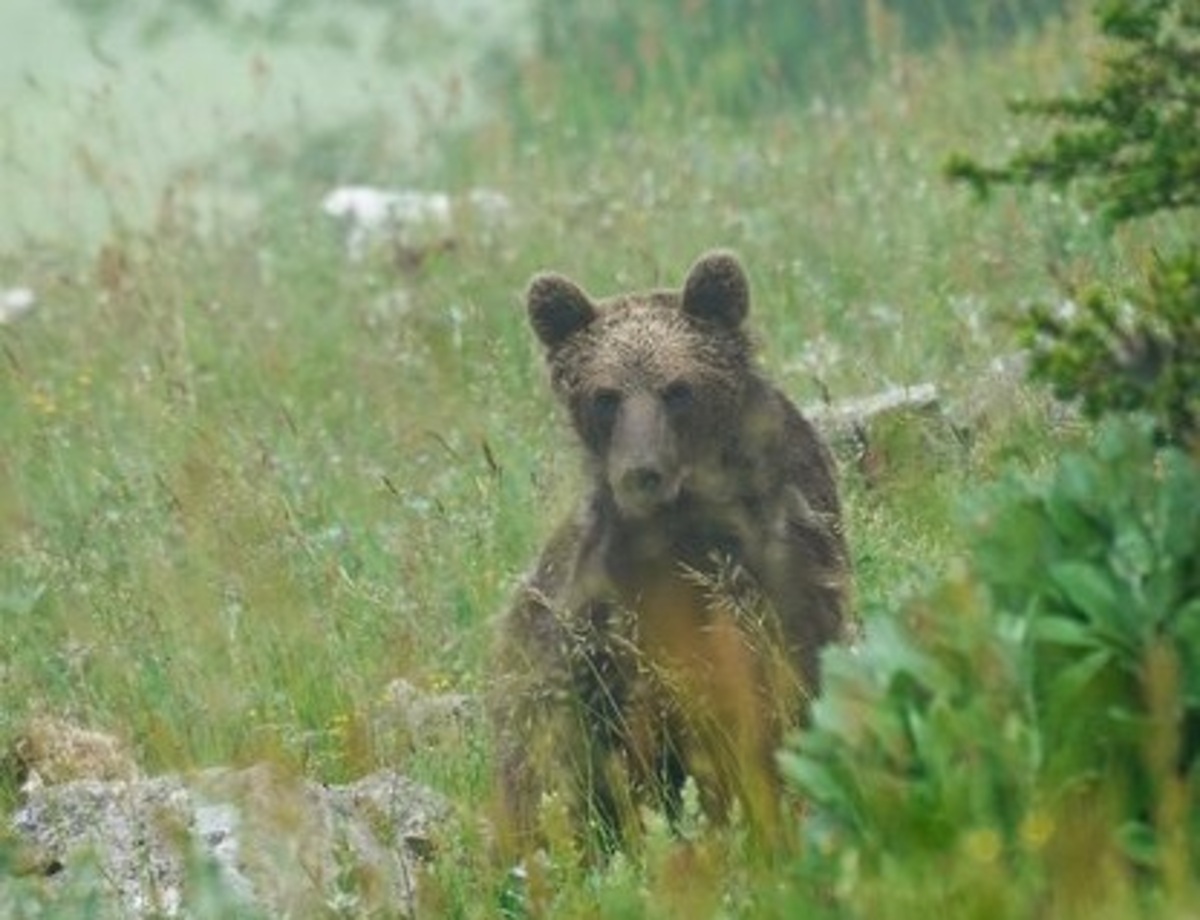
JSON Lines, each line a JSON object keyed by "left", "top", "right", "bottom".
{"left": 489, "top": 250, "right": 851, "bottom": 860}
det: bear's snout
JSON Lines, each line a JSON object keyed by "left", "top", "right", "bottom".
{"left": 616, "top": 462, "right": 679, "bottom": 513}
{"left": 608, "top": 392, "right": 682, "bottom": 516}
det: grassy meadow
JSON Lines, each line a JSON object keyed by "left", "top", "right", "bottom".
{"left": 1, "top": 1, "right": 1195, "bottom": 915}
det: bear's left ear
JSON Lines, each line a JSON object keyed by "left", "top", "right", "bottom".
{"left": 527, "top": 272, "right": 598, "bottom": 350}
{"left": 681, "top": 250, "right": 749, "bottom": 329}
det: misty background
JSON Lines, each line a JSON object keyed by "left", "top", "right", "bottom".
{"left": 0, "top": 0, "right": 528, "bottom": 246}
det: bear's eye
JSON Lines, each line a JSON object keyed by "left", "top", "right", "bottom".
{"left": 662, "top": 380, "right": 693, "bottom": 412}
{"left": 591, "top": 389, "right": 621, "bottom": 423}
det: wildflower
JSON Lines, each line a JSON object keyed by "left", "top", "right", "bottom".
{"left": 1019, "top": 810, "right": 1054, "bottom": 852}
{"left": 964, "top": 827, "right": 1002, "bottom": 864}
{"left": 29, "top": 388, "right": 57, "bottom": 416}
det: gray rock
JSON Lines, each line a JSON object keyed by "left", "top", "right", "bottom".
{"left": 8, "top": 764, "right": 449, "bottom": 918}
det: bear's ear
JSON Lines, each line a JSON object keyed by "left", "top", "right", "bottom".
{"left": 527, "top": 273, "right": 597, "bottom": 350}
{"left": 681, "top": 250, "right": 749, "bottom": 328}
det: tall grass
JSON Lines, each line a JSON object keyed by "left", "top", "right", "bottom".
{"left": 494, "top": 0, "right": 1071, "bottom": 134}
{"left": 1, "top": 2, "right": 1192, "bottom": 915}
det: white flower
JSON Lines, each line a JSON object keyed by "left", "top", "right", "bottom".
{"left": 0, "top": 287, "right": 35, "bottom": 324}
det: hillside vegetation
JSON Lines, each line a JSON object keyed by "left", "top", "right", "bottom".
{"left": 0, "top": 0, "right": 1195, "bottom": 915}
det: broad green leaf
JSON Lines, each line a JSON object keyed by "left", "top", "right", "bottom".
{"left": 1030, "top": 613, "right": 1103, "bottom": 650}
{"left": 1044, "top": 459, "right": 1104, "bottom": 545}
{"left": 1117, "top": 820, "right": 1159, "bottom": 868}
{"left": 1049, "top": 561, "right": 1131, "bottom": 637}
{"left": 1171, "top": 598, "right": 1200, "bottom": 703}
{"left": 1159, "top": 451, "right": 1200, "bottom": 560}
{"left": 1045, "top": 647, "right": 1113, "bottom": 700}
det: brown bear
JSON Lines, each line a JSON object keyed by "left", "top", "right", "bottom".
{"left": 489, "top": 250, "right": 851, "bottom": 861}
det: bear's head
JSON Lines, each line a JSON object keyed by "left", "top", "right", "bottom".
{"left": 527, "top": 250, "right": 755, "bottom": 519}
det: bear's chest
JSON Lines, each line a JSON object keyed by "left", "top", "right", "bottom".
{"left": 615, "top": 564, "right": 769, "bottom": 737}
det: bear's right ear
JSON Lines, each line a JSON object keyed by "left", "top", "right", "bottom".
{"left": 681, "top": 250, "right": 749, "bottom": 329}
{"left": 526, "top": 273, "right": 597, "bottom": 350}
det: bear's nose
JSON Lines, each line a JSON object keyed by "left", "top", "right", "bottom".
{"left": 622, "top": 466, "right": 665, "bottom": 500}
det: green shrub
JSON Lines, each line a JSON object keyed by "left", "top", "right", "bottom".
{"left": 948, "top": 0, "right": 1200, "bottom": 224}
{"left": 974, "top": 420, "right": 1200, "bottom": 806}
{"left": 784, "top": 419, "right": 1200, "bottom": 909}
{"left": 948, "top": 0, "right": 1200, "bottom": 448}
{"left": 1022, "top": 250, "right": 1200, "bottom": 449}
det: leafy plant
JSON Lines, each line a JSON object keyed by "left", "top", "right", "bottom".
{"left": 974, "top": 420, "right": 1200, "bottom": 809}
{"left": 784, "top": 419, "right": 1200, "bottom": 908}
{"left": 782, "top": 571, "right": 1034, "bottom": 862}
